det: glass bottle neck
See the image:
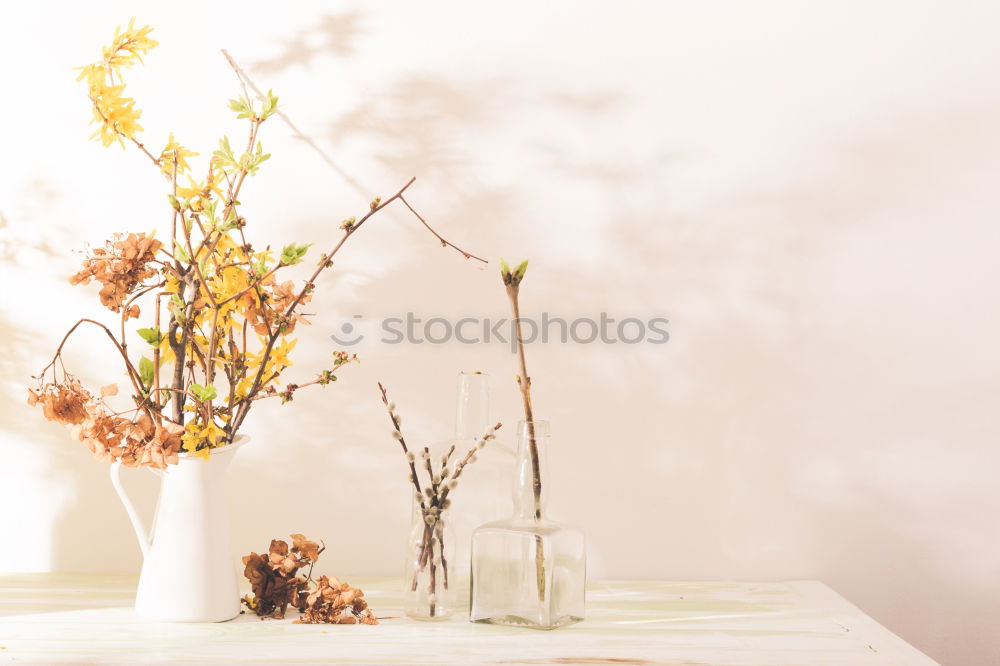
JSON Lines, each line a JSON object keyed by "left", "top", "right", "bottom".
{"left": 513, "top": 420, "right": 549, "bottom": 520}
{"left": 455, "top": 372, "right": 489, "bottom": 442}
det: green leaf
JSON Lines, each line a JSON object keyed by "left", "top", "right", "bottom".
{"left": 280, "top": 243, "right": 311, "bottom": 265}
{"left": 173, "top": 240, "right": 190, "bottom": 265}
{"left": 137, "top": 328, "right": 162, "bottom": 346}
{"left": 169, "top": 294, "right": 186, "bottom": 323}
{"left": 254, "top": 140, "right": 271, "bottom": 168}
{"left": 236, "top": 141, "right": 272, "bottom": 176}
{"left": 189, "top": 383, "right": 218, "bottom": 402}
{"left": 138, "top": 357, "right": 154, "bottom": 389}
{"left": 514, "top": 259, "right": 529, "bottom": 280}
{"left": 499, "top": 257, "right": 511, "bottom": 276}
{"left": 204, "top": 199, "right": 218, "bottom": 226}
{"left": 262, "top": 90, "right": 279, "bottom": 119}
{"left": 228, "top": 96, "right": 253, "bottom": 120}
{"left": 213, "top": 136, "right": 237, "bottom": 169}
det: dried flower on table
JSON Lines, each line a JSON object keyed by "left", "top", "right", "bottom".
{"left": 241, "top": 534, "right": 321, "bottom": 619}
{"left": 296, "top": 576, "right": 378, "bottom": 625}
{"left": 242, "top": 534, "right": 376, "bottom": 624}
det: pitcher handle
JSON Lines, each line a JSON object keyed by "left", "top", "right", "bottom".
{"left": 110, "top": 461, "right": 160, "bottom": 559}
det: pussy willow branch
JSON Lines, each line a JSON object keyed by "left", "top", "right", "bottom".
{"left": 416, "top": 421, "right": 500, "bottom": 600}
{"left": 439, "top": 445, "right": 455, "bottom": 477}
{"left": 436, "top": 521, "right": 449, "bottom": 592}
{"left": 379, "top": 383, "right": 440, "bottom": 597}
{"left": 378, "top": 382, "right": 501, "bottom": 602}
{"left": 378, "top": 382, "right": 426, "bottom": 510}
{"left": 437, "top": 423, "right": 501, "bottom": 508}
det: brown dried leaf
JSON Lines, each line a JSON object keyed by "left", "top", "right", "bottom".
{"left": 241, "top": 537, "right": 312, "bottom": 619}
{"left": 290, "top": 533, "right": 321, "bottom": 563}
{"left": 242, "top": 535, "right": 377, "bottom": 625}
{"left": 70, "top": 232, "right": 162, "bottom": 313}
{"left": 296, "top": 574, "right": 378, "bottom": 625}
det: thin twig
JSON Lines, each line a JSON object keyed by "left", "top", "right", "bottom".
{"left": 377, "top": 382, "right": 426, "bottom": 508}
{"left": 399, "top": 195, "right": 488, "bottom": 264}
{"left": 221, "top": 49, "right": 369, "bottom": 197}
{"left": 38, "top": 318, "right": 156, "bottom": 422}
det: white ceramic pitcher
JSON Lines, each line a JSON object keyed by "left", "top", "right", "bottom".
{"left": 110, "top": 436, "right": 246, "bottom": 622}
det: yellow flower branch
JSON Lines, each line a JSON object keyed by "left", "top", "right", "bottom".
{"left": 33, "top": 19, "right": 490, "bottom": 468}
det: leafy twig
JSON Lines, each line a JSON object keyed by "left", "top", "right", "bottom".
{"left": 500, "top": 258, "right": 547, "bottom": 601}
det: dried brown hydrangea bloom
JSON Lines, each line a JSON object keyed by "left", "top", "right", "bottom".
{"left": 241, "top": 278, "right": 312, "bottom": 336}
{"left": 28, "top": 381, "right": 182, "bottom": 470}
{"left": 296, "top": 575, "right": 378, "bottom": 625}
{"left": 241, "top": 535, "right": 321, "bottom": 619}
{"left": 70, "top": 232, "right": 162, "bottom": 316}
{"left": 290, "top": 532, "right": 321, "bottom": 563}
{"left": 27, "top": 380, "right": 91, "bottom": 425}
{"left": 242, "top": 534, "right": 376, "bottom": 624}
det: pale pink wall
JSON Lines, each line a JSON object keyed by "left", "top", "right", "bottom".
{"left": 1, "top": 2, "right": 998, "bottom": 663}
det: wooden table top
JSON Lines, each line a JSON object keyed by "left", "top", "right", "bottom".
{"left": 0, "top": 575, "right": 937, "bottom": 665}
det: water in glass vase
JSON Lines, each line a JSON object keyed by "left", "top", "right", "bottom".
{"left": 405, "top": 503, "right": 456, "bottom": 620}
{"left": 470, "top": 420, "right": 585, "bottom": 629}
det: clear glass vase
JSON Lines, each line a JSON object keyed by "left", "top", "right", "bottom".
{"left": 405, "top": 503, "right": 456, "bottom": 620}
{"left": 453, "top": 371, "right": 490, "bottom": 447}
{"left": 442, "top": 371, "right": 502, "bottom": 583}
{"left": 470, "top": 420, "right": 586, "bottom": 629}
{"left": 402, "top": 371, "right": 491, "bottom": 620}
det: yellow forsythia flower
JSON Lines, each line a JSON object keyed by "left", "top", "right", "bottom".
{"left": 181, "top": 423, "right": 202, "bottom": 452}
{"left": 202, "top": 420, "right": 226, "bottom": 447}
{"left": 75, "top": 18, "right": 157, "bottom": 149}
{"left": 159, "top": 133, "right": 198, "bottom": 178}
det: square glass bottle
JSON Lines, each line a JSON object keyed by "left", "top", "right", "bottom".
{"left": 470, "top": 420, "right": 585, "bottom": 629}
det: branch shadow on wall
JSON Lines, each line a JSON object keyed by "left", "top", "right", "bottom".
{"left": 231, "top": 10, "right": 664, "bottom": 576}
{"left": 0, "top": 182, "right": 160, "bottom": 574}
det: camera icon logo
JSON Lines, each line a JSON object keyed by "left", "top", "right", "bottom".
{"left": 329, "top": 315, "right": 364, "bottom": 346}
